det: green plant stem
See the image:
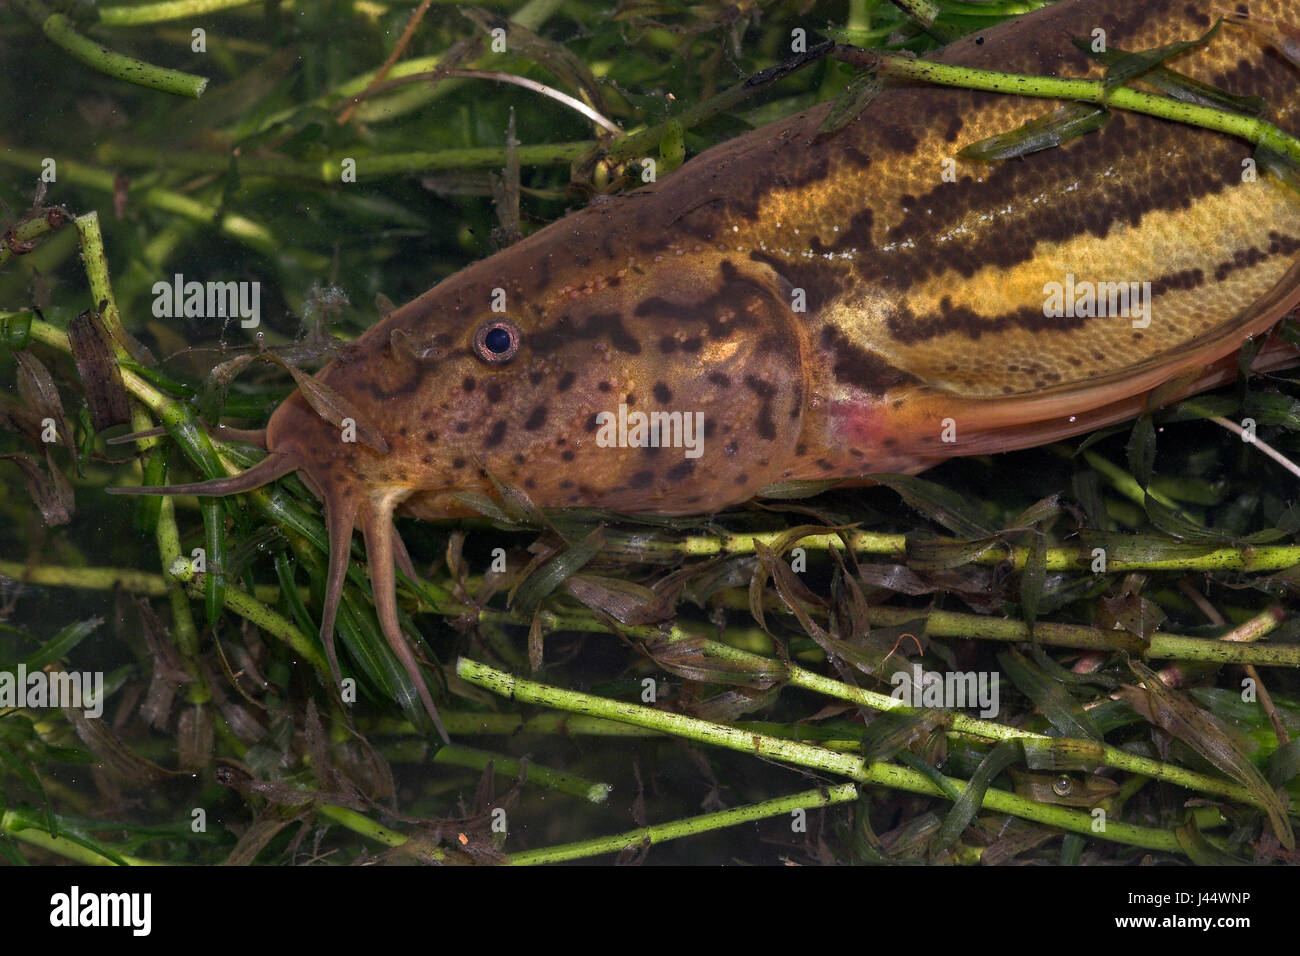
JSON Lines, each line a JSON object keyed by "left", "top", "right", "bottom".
{"left": 507, "top": 783, "right": 860, "bottom": 865}
{"left": 93, "top": 141, "right": 592, "bottom": 183}
{"left": 318, "top": 144, "right": 590, "bottom": 178}
{"left": 456, "top": 658, "right": 1184, "bottom": 854}
{"left": 605, "top": 42, "right": 834, "bottom": 165}
{"left": 610, "top": 525, "right": 1300, "bottom": 573}
{"left": 864, "top": 605, "right": 1300, "bottom": 666}
{"left": 0, "top": 555, "right": 322, "bottom": 676}
{"left": 432, "top": 744, "right": 611, "bottom": 803}
{"left": 0, "top": 150, "right": 297, "bottom": 264}
{"left": 7, "top": 536, "right": 1288, "bottom": 801}
{"left": 154, "top": 495, "right": 211, "bottom": 705}
{"left": 743, "top": 644, "right": 1264, "bottom": 806}
{"left": 198, "top": 577, "right": 331, "bottom": 676}
{"left": 1083, "top": 450, "right": 1182, "bottom": 511}
{"left": 0, "top": 810, "right": 164, "bottom": 865}
{"left": 367, "top": 711, "right": 663, "bottom": 738}
{"left": 98, "top": 0, "right": 271, "bottom": 25}
{"left": 0, "top": 208, "right": 69, "bottom": 268}
{"left": 516, "top": 592, "right": 1299, "bottom": 669}
{"left": 839, "top": 47, "right": 1300, "bottom": 165}
{"left": 0, "top": 558, "right": 178, "bottom": 597}
{"left": 74, "top": 212, "right": 153, "bottom": 384}
{"left": 98, "top": 0, "right": 494, "bottom": 26}
{"left": 504, "top": 611, "right": 1272, "bottom": 808}
{"left": 249, "top": 0, "right": 563, "bottom": 130}
{"left": 318, "top": 777, "right": 861, "bottom": 864}
{"left": 14, "top": 0, "right": 208, "bottom": 98}
{"left": 76, "top": 212, "right": 213, "bottom": 708}
{"left": 315, "top": 804, "right": 413, "bottom": 850}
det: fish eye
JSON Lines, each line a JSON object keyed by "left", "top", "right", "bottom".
{"left": 474, "top": 320, "right": 521, "bottom": 363}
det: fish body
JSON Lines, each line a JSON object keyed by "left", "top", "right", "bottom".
{"left": 119, "top": 0, "right": 1300, "bottom": 725}
{"left": 273, "top": 0, "right": 1300, "bottom": 517}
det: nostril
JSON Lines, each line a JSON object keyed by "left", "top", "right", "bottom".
{"left": 475, "top": 320, "right": 521, "bottom": 363}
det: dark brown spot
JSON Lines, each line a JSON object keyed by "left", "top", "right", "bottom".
{"left": 653, "top": 382, "right": 673, "bottom": 403}
{"left": 820, "top": 324, "right": 921, "bottom": 393}
{"left": 525, "top": 406, "right": 548, "bottom": 431}
{"left": 529, "top": 311, "right": 642, "bottom": 356}
{"left": 485, "top": 419, "right": 508, "bottom": 448}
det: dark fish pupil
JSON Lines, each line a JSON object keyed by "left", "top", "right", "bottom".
{"left": 484, "top": 326, "right": 512, "bottom": 353}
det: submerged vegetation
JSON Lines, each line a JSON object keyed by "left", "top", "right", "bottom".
{"left": 2, "top": 0, "right": 1300, "bottom": 865}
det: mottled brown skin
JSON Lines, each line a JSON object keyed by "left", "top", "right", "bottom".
{"left": 124, "top": 0, "right": 1300, "bottom": 729}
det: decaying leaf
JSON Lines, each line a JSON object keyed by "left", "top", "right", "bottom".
{"left": 14, "top": 350, "right": 71, "bottom": 450}
{"left": 67, "top": 308, "right": 132, "bottom": 431}
{"left": 1, "top": 450, "right": 73, "bottom": 526}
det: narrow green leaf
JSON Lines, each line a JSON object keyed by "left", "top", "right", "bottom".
{"left": 1060, "top": 832, "right": 1085, "bottom": 865}
{"left": 957, "top": 103, "right": 1109, "bottom": 161}
{"left": 511, "top": 526, "right": 605, "bottom": 615}
{"left": 1019, "top": 530, "right": 1047, "bottom": 629}
{"left": 20, "top": 618, "right": 102, "bottom": 672}
{"left": 818, "top": 71, "right": 884, "bottom": 136}
{"left": 1266, "top": 738, "right": 1300, "bottom": 789}
{"left": 1070, "top": 35, "right": 1266, "bottom": 114}
{"left": 1100, "top": 20, "right": 1222, "bottom": 90}
{"left": 1175, "top": 816, "right": 1249, "bottom": 865}
{"left": 202, "top": 497, "right": 226, "bottom": 628}
{"left": 860, "top": 710, "right": 943, "bottom": 763}
{"left": 870, "top": 474, "right": 995, "bottom": 538}
{"left": 1142, "top": 492, "right": 1222, "bottom": 542}
{"left": 1126, "top": 414, "right": 1156, "bottom": 490}
{"left": 931, "top": 739, "right": 1022, "bottom": 852}
{"left": 998, "top": 649, "right": 1102, "bottom": 741}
